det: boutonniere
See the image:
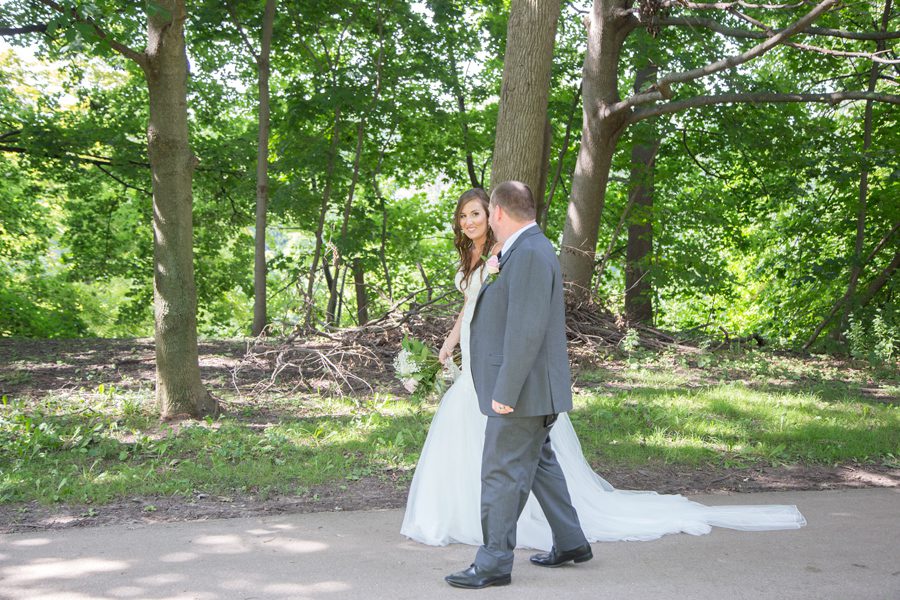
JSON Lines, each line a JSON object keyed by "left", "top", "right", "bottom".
{"left": 484, "top": 254, "right": 500, "bottom": 283}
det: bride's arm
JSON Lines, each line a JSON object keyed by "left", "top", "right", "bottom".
{"left": 439, "top": 296, "right": 465, "bottom": 364}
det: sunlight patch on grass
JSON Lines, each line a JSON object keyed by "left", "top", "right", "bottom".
{"left": 572, "top": 379, "right": 899, "bottom": 468}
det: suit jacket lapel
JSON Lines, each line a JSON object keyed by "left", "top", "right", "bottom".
{"left": 475, "top": 226, "right": 542, "bottom": 306}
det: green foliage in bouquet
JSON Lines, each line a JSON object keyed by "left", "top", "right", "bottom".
{"left": 393, "top": 336, "right": 457, "bottom": 402}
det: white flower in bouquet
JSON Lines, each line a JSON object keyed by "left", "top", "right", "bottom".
{"left": 393, "top": 348, "right": 418, "bottom": 379}
{"left": 393, "top": 336, "right": 446, "bottom": 400}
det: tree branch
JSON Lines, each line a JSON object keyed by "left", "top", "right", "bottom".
{"left": 662, "top": 1, "right": 809, "bottom": 9}
{"left": 864, "top": 222, "right": 900, "bottom": 267}
{"left": 611, "top": 0, "right": 841, "bottom": 116}
{"left": 0, "top": 24, "right": 48, "bottom": 36}
{"left": 681, "top": 129, "right": 729, "bottom": 179}
{"left": 856, "top": 250, "right": 900, "bottom": 310}
{"left": 225, "top": 1, "right": 259, "bottom": 63}
{"left": 95, "top": 163, "right": 151, "bottom": 196}
{"left": 803, "top": 247, "right": 900, "bottom": 349}
{"left": 802, "top": 26, "right": 900, "bottom": 41}
{"left": 629, "top": 91, "right": 900, "bottom": 123}
{"left": 726, "top": 7, "right": 900, "bottom": 63}
{"left": 656, "top": 16, "right": 766, "bottom": 39}
{"left": 0, "top": 129, "right": 22, "bottom": 142}
{"left": 783, "top": 42, "right": 900, "bottom": 63}
{"left": 1, "top": 143, "right": 241, "bottom": 176}
{"left": 33, "top": 0, "right": 146, "bottom": 67}
{"left": 657, "top": 17, "right": 900, "bottom": 41}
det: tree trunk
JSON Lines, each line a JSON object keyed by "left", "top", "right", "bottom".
{"left": 804, "top": 0, "right": 891, "bottom": 349}
{"left": 533, "top": 116, "right": 553, "bottom": 223}
{"left": 541, "top": 83, "right": 582, "bottom": 229}
{"left": 489, "top": 0, "right": 561, "bottom": 200}
{"left": 856, "top": 250, "right": 900, "bottom": 310}
{"left": 445, "top": 38, "right": 482, "bottom": 189}
{"left": 624, "top": 137, "right": 659, "bottom": 323}
{"left": 304, "top": 107, "right": 341, "bottom": 328}
{"left": 251, "top": 0, "right": 276, "bottom": 337}
{"left": 327, "top": 8, "right": 383, "bottom": 326}
{"left": 625, "top": 66, "right": 660, "bottom": 324}
{"left": 326, "top": 253, "right": 340, "bottom": 324}
{"left": 832, "top": 0, "right": 889, "bottom": 340}
{"left": 353, "top": 258, "right": 368, "bottom": 325}
{"left": 559, "top": 0, "right": 634, "bottom": 299}
{"left": 372, "top": 158, "right": 393, "bottom": 302}
{"left": 327, "top": 118, "right": 365, "bottom": 325}
{"left": 336, "top": 263, "right": 348, "bottom": 325}
{"left": 144, "top": 0, "right": 216, "bottom": 419}
{"left": 457, "top": 92, "right": 482, "bottom": 188}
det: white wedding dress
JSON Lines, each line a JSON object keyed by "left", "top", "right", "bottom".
{"left": 400, "top": 265, "right": 806, "bottom": 550}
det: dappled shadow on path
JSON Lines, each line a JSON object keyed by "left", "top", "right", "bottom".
{"left": 0, "top": 519, "right": 358, "bottom": 599}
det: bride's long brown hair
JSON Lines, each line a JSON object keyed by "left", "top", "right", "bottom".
{"left": 453, "top": 188, "right": 496, "bottom": 290}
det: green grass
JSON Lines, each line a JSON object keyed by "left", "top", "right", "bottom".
{"left": 571, "top": 383, "right": 898, "bottom": 468}
{"left": 1, "top": 351, "right": 897, "bottom": 506}
{"left": 0, "top": 388, "right": 433, "bottom": 505}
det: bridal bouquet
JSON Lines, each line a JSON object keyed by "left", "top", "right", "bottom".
{"left": 393, "top": 336, "right": 460, "bottom": 401}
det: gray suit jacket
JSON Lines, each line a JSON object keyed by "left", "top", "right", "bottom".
{"left": 469, "top": 227, "right": 573, "bottom": 417}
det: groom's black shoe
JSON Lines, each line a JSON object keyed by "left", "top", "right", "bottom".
{"left": 529, "top": 543, "right": 593, "bottom": 568}
{"left": 445, "top": 565, "right": 511, "bottom": 589}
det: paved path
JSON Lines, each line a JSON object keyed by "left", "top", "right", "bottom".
{"left": 1, "top": 489, "right": 898, "bottom": 600}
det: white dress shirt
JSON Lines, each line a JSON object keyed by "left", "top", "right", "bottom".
{"left": 500, "top": 222, "right": 538, "bottom": 257}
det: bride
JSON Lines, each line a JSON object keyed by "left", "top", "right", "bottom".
{"left": 400, "top": 188, "right": 806, "bottom": 551}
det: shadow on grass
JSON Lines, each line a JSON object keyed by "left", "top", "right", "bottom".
{"left": 0, "top": 403, "right": 435, "bottom": 506}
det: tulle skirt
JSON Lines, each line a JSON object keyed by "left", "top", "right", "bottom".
{"left": 400, "top": 370, "right": 806, "bottom": 550}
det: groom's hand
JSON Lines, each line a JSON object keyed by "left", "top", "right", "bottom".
{"left": 492, "top": 400, "right": 514, "bottom": 414}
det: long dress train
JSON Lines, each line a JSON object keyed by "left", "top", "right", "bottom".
{"left": 400, "top": 265, "right": 806, "bottom": 550}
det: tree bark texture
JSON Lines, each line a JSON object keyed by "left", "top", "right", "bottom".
{"left": 352, "top": 258, "right": 369, "bottom": 325}
{"left": 144, "top": 0, "right": 216, "bottom": 419}
{"left": 252, "top": 0, "right": 276, "bottom": 337}
{"left": 489, "top": 0, "right": 562, "bottom": 201}
{"left": 559, "top": 0, "right": 634, "bottom": 299}
{"left": 625, "top": 66, "right": 660, "bottom": 324}
{"left": 624, "top": 135, "right": 659, "bottom": 324}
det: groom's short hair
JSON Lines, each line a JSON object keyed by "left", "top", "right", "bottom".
{"left": 490, "top": 181, "right": 536, "bottom": 221}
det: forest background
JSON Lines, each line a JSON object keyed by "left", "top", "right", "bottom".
{"left": 1, "top": 0, "right": 895, "bottom": 354}
{"left": 0, "top": 0, "right": 897, "bottom": 522}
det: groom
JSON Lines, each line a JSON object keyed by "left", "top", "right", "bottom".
{"left": 445, "top": 181, "right": 592, "bottom": 589}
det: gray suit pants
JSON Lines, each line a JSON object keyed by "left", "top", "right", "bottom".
{"left": 475, "top": 415, "right": 587, "bottom": 574}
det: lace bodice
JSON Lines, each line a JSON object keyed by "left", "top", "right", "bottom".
{"left": 454, "top": 264, "right": 488, "bottom": 373}
{"left": 454, "top": 263, "right": 487, "bottom": 296}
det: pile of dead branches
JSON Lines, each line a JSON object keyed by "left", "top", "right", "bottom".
{"left": 232, "top": 298, "right": 763, "bottom": 398}
{"left": 230, "top": 301, "right": 458, "bottom": 399}
{"left": 565, "top": 301, "right": 703, "bottom": 356}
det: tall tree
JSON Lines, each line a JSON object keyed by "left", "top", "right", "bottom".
{"left": 24, "top": 0, "right": 217, "bottom": 418}
{"left": 559, "top": 0, "right": 900, "bottom": 300}
{"left": 489, "top": 0, "right": 562, "bottom": 197}
{"left": 624, "top": 65, "right": 660, "bottom": 324}
{"left": 804, "top": 0, "right": 896, "bottom": 348}
{"left": 226, "top": 0, "right": 277, "bottom": 337}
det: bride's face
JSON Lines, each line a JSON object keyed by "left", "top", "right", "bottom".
{"left": 459, "top": 199, "right": 488, "bottom": 244}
